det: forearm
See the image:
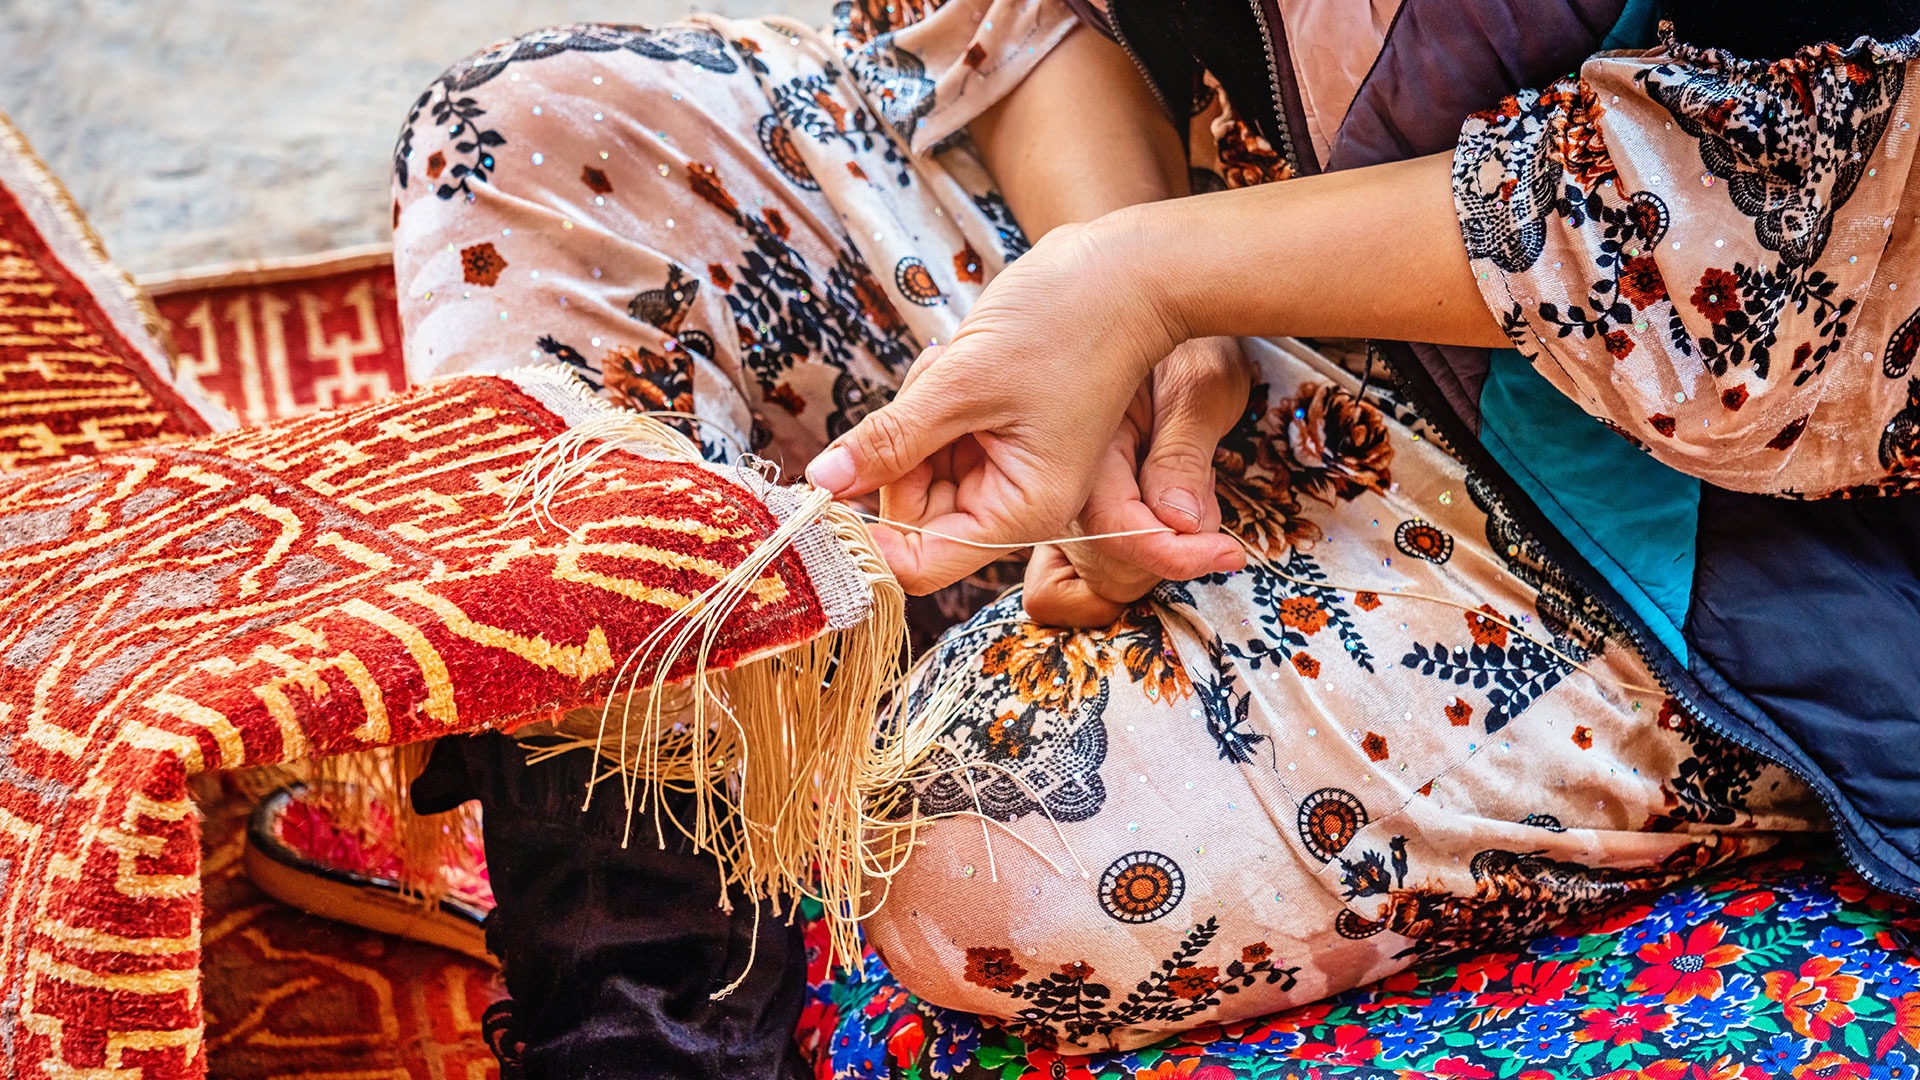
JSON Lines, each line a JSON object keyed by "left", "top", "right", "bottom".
{"left": 1112, "top": 153, "right": 1509, "bottom": 349}
{"left": 969, "top": 22, "right": 1187, "bottom": 237}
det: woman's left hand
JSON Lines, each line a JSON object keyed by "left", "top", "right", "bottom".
{"left": 1022, "top": 336, "right": 1251, "bottom": 627}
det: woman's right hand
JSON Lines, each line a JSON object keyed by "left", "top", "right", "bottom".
{"left": 804, "top": 215, "right": 1185, "bottom": 594}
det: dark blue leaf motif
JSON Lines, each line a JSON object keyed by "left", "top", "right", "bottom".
{"left": 1399, "top": 635, "right": 1587, "bottom": 733}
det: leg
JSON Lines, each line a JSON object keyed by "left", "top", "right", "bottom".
{"left": 864, "top": 337, "right": 1819, "bottom": 1052}
{"left": 392, "top": 18, "right": 1019, "bottom": 469}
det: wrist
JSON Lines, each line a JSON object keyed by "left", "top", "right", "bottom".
{"left": 1082, "top": 203, "right": 1189, "bottom": 380}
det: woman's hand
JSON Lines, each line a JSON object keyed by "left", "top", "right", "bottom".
{"left": 1022, "top": 337, "right": 1251, "bottom": 627}
{"left": 804, "top": 218, "right": 1178, "bottom": 593}
{"left": 807, "top": 155, "right": 1507, "bottom": 596}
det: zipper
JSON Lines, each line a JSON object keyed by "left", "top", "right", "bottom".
{"left": 1378, "top": 343, "right": 1914, "bottom": 898}
{"left": 1245, "top": 0, "right": 1299, "bottom": 173}
{"left": 1106, "top": 7, "right": 1178, "bottom": 126}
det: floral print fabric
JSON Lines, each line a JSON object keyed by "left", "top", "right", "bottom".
{"left": 860, "top": 336, "right": 1812, "bottom": 1052}
{"left": 800, "top": 850, "right": 1920, "bottom": 1079}
{"left": 391, "top": 3, "right": 1818, "bottom": 1056}
{"left": 1455, "top": 24, "right": 1920, "bottom": 497}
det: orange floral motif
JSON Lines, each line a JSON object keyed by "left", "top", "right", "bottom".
{"left": 1464, "top": 605, "right": 1509, "bottom": 648}
{"left": 1630, "top": 921, "right": 1746, "bottom": 1004}
{"left": 1214, "top": 386, "right": 1323, "bottom": 555}
{"left": 1214, "top": 115, "right": 1290, "bottom": 189}
{"left": 1573, "top": 725, "right": 1594, "bottom": 749}
{"left": 1878, "top": 992, "right": 1920, "bottom": 1056}
{"left": 962, "top": 947, "right": 1027, "bottom": 990}
{"left": 1287, "top": 382, "right": 1394, "bottom": 501}
{"left": 1113, "top": 606, "right": 1193, "bottom": 703}
{"left": 687, "top": 161, "right": 737, "bottom": 215}
{"left": 1574, "top": 1002, "right": 1673, "bottom": 1045}
{"left": 1543, "top": 80, "right": 1616, "bottom": 187}
{"left": 1794, "top": 1053, "right": 1873, "bottom": 1080}
{"left": 953, "top": 244, "right": 984, "bottom": 284}
{"left": 1692, "top": 268, "right": 1741, "bottom": 324}
{"left": 460, "top": 242, "right": 507, "bottom": 287}
{"left": 1276, "top": 596, "right": 1329, "bottom": 633}
{"left": 884, "top": 1015, "right": 924, "bottom": 1067}
{"left": 1294, "top": 1025, "right": 1383, "bottom": 1068}
{"left": 1166, "top": 965, "right": 1220, "bottom": 1000}
{"left": 1618, "top": 254, "right": 1668, "bottom": 308}
{"left": 1361, "top": 732, "right": 1389, "bottom": 762}
{"left": 764, "top": 381, "right": 805, "bottom": 415}
{"left": 984, "top": 712, "right": 1029, "bottom": 759}
{"left": 980, "top": 623, "right": 1110, "bottom": 712}
{"left": 1477, "top": 960, "right": 1583, "bottom": 1012}
{"left": 1132, "top": 1063, "right": 1236, "bottom": 1080}
{"left": 1446, "top": 697, "right": 1474, "bottom": 726}
{"left": 602, "top": 345, "right": 693, "bottom": 414}
{"left": 1291, "top": 652, "right": 1321, "bottom": 679}
{"left": 1764, "top": 955, "right": 1862, "bottom": 1040}
{"left": 1354, "top": 590, "right": 1381, "bottom": 611}
{"left": 812, "top": 90, "right": 847, "bottom": 130}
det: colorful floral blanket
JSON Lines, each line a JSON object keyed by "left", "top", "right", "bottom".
{"left": 799, "top": 851, "right": 1920, "bottom": 1079}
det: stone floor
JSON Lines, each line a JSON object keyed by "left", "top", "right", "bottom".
{"left": 0, "top": 0, "right": 824, "bottom": 277}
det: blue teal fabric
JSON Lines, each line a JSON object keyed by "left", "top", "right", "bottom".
{"left": 1599, "top": 0, "right": 1661, "bottom": 50}
{"left": 1477, "top": 348, "right": 1699, "bottom": 662}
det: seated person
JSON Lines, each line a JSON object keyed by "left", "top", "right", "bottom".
{"left": 393, "top": 0, "right": 1919, "bottom": 1074}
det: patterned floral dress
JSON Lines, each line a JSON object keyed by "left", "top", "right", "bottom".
{"left": 1456, "top": 25, "right": 1920, "bottom": 497}
{"left": 390, "top": 0, "right": 1819, "bottom": 1054}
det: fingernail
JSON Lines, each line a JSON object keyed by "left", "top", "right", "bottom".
{"left": 807, "top": 445, "right": 856, "bottom": 494}
{"left": 1156, "top": 489, "right": 1203, "bottom": 530}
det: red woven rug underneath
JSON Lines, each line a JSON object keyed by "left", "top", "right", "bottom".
{"left": 197, "top": 781, "right": 504, "bottom": 1079}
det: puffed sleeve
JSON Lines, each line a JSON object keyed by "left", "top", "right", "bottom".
{"left": 1452, "top": 24, "right": 1920, "bottom": 497}
{"left": 833, "top": 0, "right": 1085, "bottom": 155}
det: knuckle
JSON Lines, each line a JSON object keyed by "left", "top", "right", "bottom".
{"left": 860, "top": 408, "right": 916, "bottom": 471}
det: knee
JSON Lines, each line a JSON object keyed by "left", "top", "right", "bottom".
{"left": 393, "top": 23, "right": 747, "bottom": 201}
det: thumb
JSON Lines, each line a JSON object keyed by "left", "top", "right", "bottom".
{"left": 1139, "top": 411, "right": 1229, "bottom": 537}
{"left": 805, "top": 377, "right": 965, "bottom": 498}
{"left": 1141, "top": 340, "right": 1250, "bottom": 537}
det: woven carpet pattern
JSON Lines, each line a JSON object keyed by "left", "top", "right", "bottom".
{"left": 149, "top": 256, "right": 406, "bottom": 428}
{"left": 0, "top": 372, "right": 830, "bottom": 1079}
{"left": 0, "top": 157, "right": 211, "bottom": 470}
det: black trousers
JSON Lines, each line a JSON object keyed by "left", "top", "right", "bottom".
{"left": 412, "top": 733, "right": 810, "bottom": 1080}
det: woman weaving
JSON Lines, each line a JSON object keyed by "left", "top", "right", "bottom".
{"left": 391, "top": 0, "right": 1920, "bottom": 1075}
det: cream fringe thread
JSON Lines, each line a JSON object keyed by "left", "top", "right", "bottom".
{"left": 483, "top": 410, "right": 943, "bottom": 981}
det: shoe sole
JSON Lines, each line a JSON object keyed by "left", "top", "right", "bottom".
{"left": 243, "top": 786, "right": 496, "bottom": 964}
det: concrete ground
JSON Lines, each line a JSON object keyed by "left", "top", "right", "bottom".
{"left": 0, "top": 0, "right": 825, "bottom": 277}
